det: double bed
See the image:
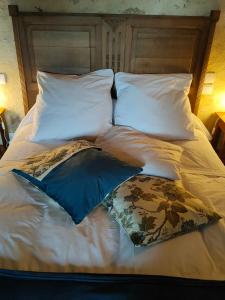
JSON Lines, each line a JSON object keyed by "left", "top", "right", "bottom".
{"left": 0, "top": 5, "right": 224, "bottom": 299}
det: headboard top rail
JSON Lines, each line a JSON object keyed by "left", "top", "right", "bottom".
{"left": 8, "top": 5, "right": 220, "bottom": 20}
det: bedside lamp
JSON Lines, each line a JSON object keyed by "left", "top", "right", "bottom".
{"left": 214, "top": 92, "right": 225, "bottom": 111}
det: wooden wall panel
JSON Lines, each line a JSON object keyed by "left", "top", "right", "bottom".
{"left": 33, "top": 30, "right": 91, "bottom": 74}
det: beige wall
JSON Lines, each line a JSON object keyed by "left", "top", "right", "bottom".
{"left": 0, "top": 0, "right": 225, "bottom": 133}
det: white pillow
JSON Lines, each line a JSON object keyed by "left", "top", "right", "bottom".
{"left": 114, "top": 72, "right": 195, "bottom": 140}
{"left": 96, "top": 126, "right": 183, "bottom": 180}
{"left": 29, "top": 69, "right": 114, "bottom": 142}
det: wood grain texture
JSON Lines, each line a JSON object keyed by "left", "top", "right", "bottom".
{"left": 8, "top": 5, "right": 220, "bottom": 113}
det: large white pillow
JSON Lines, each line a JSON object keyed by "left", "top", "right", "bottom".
{"left": 114, "top": 72, "right": 195, "bottom": 140}
{"left": 29, "top": 69, "right": 114, "bottom": 142}
{"left": 96, "top": 126, "right": 183, "bottom": 180}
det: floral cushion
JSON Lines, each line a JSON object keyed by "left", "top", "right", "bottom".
{"left": 104, "top": 175, "right": 221, "bottom": 247}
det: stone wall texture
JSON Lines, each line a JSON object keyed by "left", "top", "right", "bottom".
{"left": 0, "top": 0, "right": 225, "bottom": 133}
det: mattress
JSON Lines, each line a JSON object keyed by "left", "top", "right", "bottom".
{"left": 0, "top": 121, "right": 225, "bottom": 281}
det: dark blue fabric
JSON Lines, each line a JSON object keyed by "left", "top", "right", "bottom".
{"left": 0, "top": 269, "right": 224, "bottom": 300}
{"left": 13, "top": 149, "right": 142, "bottom": 224}
{"left": 12, "top": 169, "right": 46, "bottom": 190}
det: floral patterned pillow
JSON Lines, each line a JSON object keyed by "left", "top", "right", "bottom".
{"left": 104, "top": 175, "right": 221, "bottom": 247}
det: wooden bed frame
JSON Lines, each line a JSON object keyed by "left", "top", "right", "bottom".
{"left": 9, "top": 5, "right": 220, "bottom": 115}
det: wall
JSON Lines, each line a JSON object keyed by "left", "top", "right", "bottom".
{"left": 0, "top": 0, "right": 225, "bottom": 134}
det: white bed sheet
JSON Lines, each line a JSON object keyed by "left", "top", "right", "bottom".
{"left": 0, "top": 124, "right": 225, "bottom": 280}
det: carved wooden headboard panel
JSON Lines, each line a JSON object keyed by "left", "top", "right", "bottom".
{"left": 9, "top": 5, "right": 220, "bottom": 114}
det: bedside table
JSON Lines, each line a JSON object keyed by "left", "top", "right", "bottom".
{"left": 0, "top": 107, "right": 8, "bottom": 158}
{"left": 212, "top": 112, "right": 225, "bottom": 164}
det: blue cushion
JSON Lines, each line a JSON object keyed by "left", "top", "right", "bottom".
{"left": 13, "top": 148, "right": 142, "bottom": 224}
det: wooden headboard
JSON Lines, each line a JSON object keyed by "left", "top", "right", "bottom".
{"left": 8, "top": 5, "right": 220, "bottom": 114}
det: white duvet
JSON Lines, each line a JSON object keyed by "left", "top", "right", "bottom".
{"left": 0, "top": 120, "right": 225, "bottom": 280}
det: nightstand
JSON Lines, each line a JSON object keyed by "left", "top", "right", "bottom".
{"left": 0, "top": 107, "right": 8, "bottom": 158}
{"left": 212, "top": 112, "right": 225, "bottom": 164}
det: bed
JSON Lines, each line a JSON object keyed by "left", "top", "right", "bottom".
{"left": 0, "top": 5, "right": 224, "bottom": 299}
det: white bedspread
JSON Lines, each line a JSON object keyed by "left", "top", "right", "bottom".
{"left": 0, "top": 124, "right": 225, "bottom": 280}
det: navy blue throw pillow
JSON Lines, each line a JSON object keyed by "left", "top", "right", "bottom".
{"left": 13, "top": 148, "right": 142, "bottom": 224}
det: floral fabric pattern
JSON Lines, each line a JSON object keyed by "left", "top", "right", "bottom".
{"left": 104, "top": 175, "right": 221, "bottom": 247}
{"left": 17, "top": 140, "right": 99, "bottom": 180}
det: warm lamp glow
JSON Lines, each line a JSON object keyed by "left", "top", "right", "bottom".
{"left": 214, "top": 92, "right": 225, "bottom": 111}
{"left": 0, "top": 89, "right": 6, "bottom": 108}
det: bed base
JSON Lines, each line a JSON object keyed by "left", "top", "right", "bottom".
{"left": 0, "top": 270, "right": 224, "bottom": 300}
